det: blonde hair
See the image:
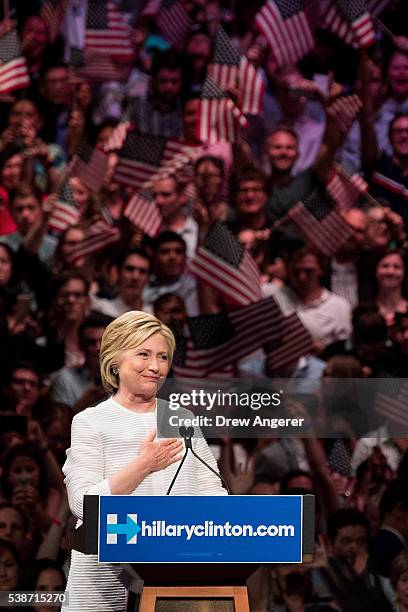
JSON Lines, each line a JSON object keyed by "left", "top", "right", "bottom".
{"left": 100, "top": 311, "right": 176, "bottom": 393}
{"left": 390, "top": 551, "right": 408, "bottom": 589}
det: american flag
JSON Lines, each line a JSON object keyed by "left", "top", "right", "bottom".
{"left": 327, "top": 163, "right": 368, "bottom": 211}
{"left": 286, "top": 187, "right": 354, "bottom": 257}
{"left": 113, "top": 131, "right": 199, "bottom": 189}
{"left": 103, "top": 121, "right": 132, "bottom": 152}
{"left": 189, "top": 222, "right": 262, "bottom": 306}
{"left": 69, "top": 141, "right": 109, "bottom": 194}
{"left": 85, "top": 0, "right": 133, "bottom": 59}
{"left": 208, "top": 27, "right": 264, "bottom": 116}
{"left": 198, "top": 77, "right": 248, "bottom": 144}
{"left": 265, "top": 312, "right": 315, "bottom": 372}
{"left": 48, "top": 180, "right": 81, "bottom": 235}
{"left": 124, "top": 192, "right": 162, "bottom": 238}
{"left": 374, "top": 380, "right": 408, "bottom": 430}
{"left": 65, "top": 219, "right": 121, "bottom": 264}
{"left": 254, "top": 0, "right": 314, "bottom": 68}
{"left": 326, "top": 94, "right": 362, "bottom": 136}
{"left": 39, "top": 0, "right": 69, "bottom": 44}
{"left": 327, "top": 440, "right": 352, "bottom": 476}
{"left": 71, "top": 49, "right": 123, "bottom": 82}
{"left": 321, "top": 0, "right": 376, "bottom": 49}
{"left": 172, "top": 297, "right": 284, "bottom": 378}
{"left": 0, "top": 29, "right": 30, "bottom": 94}
{"left": 156, "top": 0, "right": 193, "bottom": 50}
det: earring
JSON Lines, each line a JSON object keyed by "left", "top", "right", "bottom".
{"left": 112, "top": 367, "right": 118, "bottom": 375}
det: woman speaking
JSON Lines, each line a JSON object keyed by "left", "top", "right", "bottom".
{"left": 62, "top": 311, "right": 226, "bottom": 612}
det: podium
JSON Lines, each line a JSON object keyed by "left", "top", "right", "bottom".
{"left": 68, "top": 494, "right": 315, "bottom": 612}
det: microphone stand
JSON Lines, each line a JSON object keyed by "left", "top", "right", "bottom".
{"left": 166, "top": 426, "right": 230, "bottom": 495}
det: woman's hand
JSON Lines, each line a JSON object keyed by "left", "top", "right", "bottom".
{"left": 139, "top": 430, "right": 184, "bottom": 473}
{"left": 27, "top": 419, "right": 48, "bottom": 450}
{"left": 11, "top": 484, "right": 40, "bottom": 510}
{"left": 218, "top": 439, "right": 255, "bottom": 495}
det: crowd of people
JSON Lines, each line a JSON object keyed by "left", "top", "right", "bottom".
{"left": 0, "top": 0, "right": 407, "bottom": 611}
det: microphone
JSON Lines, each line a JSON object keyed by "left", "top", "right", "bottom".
{"left": 166, "top": 426, "right": 230, "bottom": 495}
{"left": 180, "top": 425, "right": 193, "bottom": 449}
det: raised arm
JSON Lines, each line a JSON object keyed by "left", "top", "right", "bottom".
{"left": 358, "top": 54, "right": 381, "bottom": 171}
{"left": 314, "top": 86, "right": 362, "bottom": 184}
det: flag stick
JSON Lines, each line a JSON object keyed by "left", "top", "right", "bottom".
{"left": 375, "top": 18, "right": 394, "bottom": 40}
{"left": 335, "top": 163, "right": 383, "bottom": 208}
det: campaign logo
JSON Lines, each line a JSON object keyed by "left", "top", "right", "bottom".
{"left": 106, "top": 513, "right": 140, "bottom": 544}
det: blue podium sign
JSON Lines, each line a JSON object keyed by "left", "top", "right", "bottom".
{"left": 98, "top": 495, "right": 303, "bottom": 563}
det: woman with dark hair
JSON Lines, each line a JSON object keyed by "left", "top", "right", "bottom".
{"left": 0, "top": 502, "right": 32, "bottom": 566}
{"left": 0, "top": 144, "right": 24, "bottom": 195}
{"left": 51, "top": 226, "right": 87, "bottom": 277}
{"left": 18, "top": 558, "right": 66, "bottom": 612}
{"left": 47, "top": 272, "right": 90, "bottom": 368}
{"left": 375, "top": 249, "right": 408, "bottom": 327}
{"left": 0, "top": 243, "right": 21, "bottom": 302}
{"left": 0, "top": 144, "right": 24, "bottom": 235}
{"left": 194, "top": 155, "right": 228, "bottom": 223}
{"left": 0, "top": 538, "right": 20, "bottom": 593}
{"left": 0, "top": 443, "right": 62, "bottom": 536}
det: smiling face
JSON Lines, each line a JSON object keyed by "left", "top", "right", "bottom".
{"left": 235, "top": 180, "right": 267, "bottom": 217}
{"left": 1, "top": 155, "right": 23, "bottom": 192}
{"left": 70, "top": 177, "right": 90, "bottom": 214}
{"left": 115, "top": 333, "right": 170, "bottom": 400}
{"left": 8, "top": 100, "right": 41, "bottom": 133}
{"left": 387, "top": 52, "right": 408, "bottom": 100}
{"left": 376, "top": 252, "right": 405, "bottom": 292}
{"left": 265, "top": 130, "right": 298, "bottom": 174}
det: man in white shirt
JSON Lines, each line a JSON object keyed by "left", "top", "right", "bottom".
{"left": 91, "top": 248, "right": 152, "bottom": 317}
{"left": 264, "top": 245, "right": 352, "bottom": 351}
{"left": 143, "top": 231, "right": 199, "bottom": 316}
{"left": 152, "top": 175, "right": 198, "bottom": 259}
